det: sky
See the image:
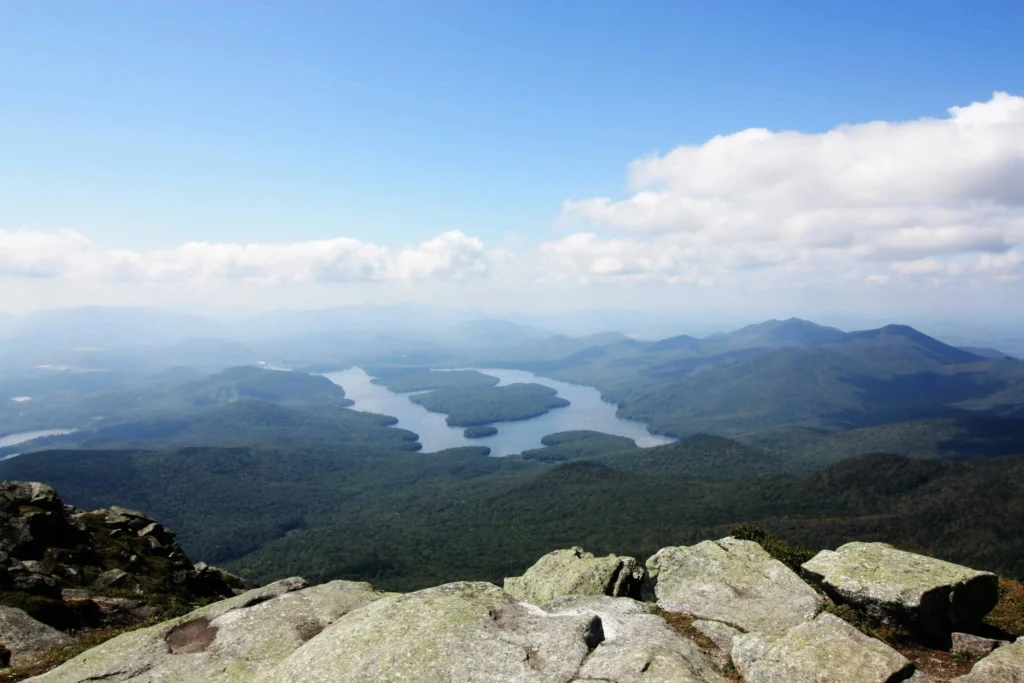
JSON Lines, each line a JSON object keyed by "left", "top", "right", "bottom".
{"left": 2, "top": 1, "right": 1023, "bottom": 319}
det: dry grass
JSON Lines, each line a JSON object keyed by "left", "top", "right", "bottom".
{"left": 985, "top": 577, "right": 1024, "bottom": 637}
{"left": 813, "top": 581, "right": 1024, "bottom": 683}
{"left": 657, "top": 610, "right": 718, "bottom": 650}
{"left": 656, "top": 609, "right": 744, "bottom": 682}
{"left": 890, "top": 641, "right": 975, "bottom": 682}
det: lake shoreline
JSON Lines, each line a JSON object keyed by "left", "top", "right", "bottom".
{"left": 323, "top": 366, "right": 674, "bottom": 457}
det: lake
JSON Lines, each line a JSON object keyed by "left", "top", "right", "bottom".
{"left": 0, "top": 429, "right": 78, "bottom": 456}
{"left": 324, "top": 367, "right": 674, "bottom": 456}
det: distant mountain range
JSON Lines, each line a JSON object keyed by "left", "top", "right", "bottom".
{"left": 3, "top": 307, "right": 1022, "bottom": 454}
{"left": 0, "top": 312, "right": 1022, "bottom": 597}
{"left": 485, "top": 318, "right": 1024, "bottom": 437}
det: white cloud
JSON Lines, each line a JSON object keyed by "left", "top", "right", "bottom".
{"left": 4, "top": 93, "right": 1024, "bottom": 313}
{"left": 557, "top": 92, "right": 1024, "bottom": 284}
{"left": 0, "top": 229, "right": 491, "bottom": 284}
{"left": 889, "top": 259, "right": 947, "bottom": 276}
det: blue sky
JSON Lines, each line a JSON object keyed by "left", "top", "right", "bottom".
{"left": 1, "top": 1, "right": 1023, "bottom": 315}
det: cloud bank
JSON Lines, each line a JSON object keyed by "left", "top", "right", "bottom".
{"left": 557, "top": 91, "right": 1024, "bottom": 286}
{"left": 0, "top": 230, "right": 490, "bottom": 284}
{"left": 3, "top": 93, "right": 1023, "bottom": 310}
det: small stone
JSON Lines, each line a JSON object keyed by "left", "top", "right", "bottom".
{"left": 137, "top": 522, "right": 174, "bottom": 543}
{"left": 94, "top": 568, "right": 129, "bottom": 588}
{"left": 11, "top": 571, "right": 61, "bottom": 598}
{"left": 61, "top": 588, "right": 91, "bottom": 602}
{"left": 952, "top": 632, "right": 1009, "bottom": 658}
{"left": 20, "top": 560, "right": 44, "bottom": 573}
{"left": 101, "top": 506, "right": 155, "bottom": 530}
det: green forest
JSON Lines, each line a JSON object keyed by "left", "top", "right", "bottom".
{"left": 3, "top": 318, "right": 1024, "bottom": 597}
{"left": 409, "top": 383, "right": 570, "bottom": 426}
{"left": 3, "top": 436, "right": 1023, "bottom": 592}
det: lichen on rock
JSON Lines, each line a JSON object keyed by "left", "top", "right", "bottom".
{"left": 732, "top": 612, "right": 917, "bottom": 683}
{"left": 0, "top": 606, "right": 73, "bottom": 667}
{"left": 802, "top": 541, "right": 999, "bottom": 642}
{"left": 24, "top": 578, "right": 387, "bottom": 682}
{"left": 504, "top": 546, "right": 644, "bottom": 605}
{"left": 645, "top": 537, "right": 823, "bottom": 636}
{"left": 269, "top": 581, "right": 607, "bottom": 683}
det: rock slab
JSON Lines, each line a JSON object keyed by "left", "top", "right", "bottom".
{"left": 504, "top": 547, "right": 644, "bottom": 605}
{"left": 646, "top": 537, "right": 823, "bottom": 636}
{"left": 802, "top": 542, "right": 999, "bottom": 640}
{"left": 732, "top": 612, "right": 916, "bottom": 683}
{"left": 0, "top": 606, "right": 73, "bottom": 667}
{"left": 952, "top": 631, "right": 1010, "bottom": 658}
{"left": 26, "top": 580, "right": 734, "bottom": 683}
{"left": 25, "top": 578, "right": 383, "bottom": 682}
{"left": 545, "top": 597, "right": 727, "bottom": 682}
{"left": 269, "top": 581, "right": 606, "bottom": 683}
{"left": 952, "top": 640, "right": 1024, "bottom": 682}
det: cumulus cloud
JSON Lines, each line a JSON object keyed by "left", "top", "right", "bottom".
{"left": 0, "top": 229, "right": 491, "bottom": 284}
{"left": 4, "top": 93, "right": 1024, "bottom": 310}
{"left": 556, "top": 92, "right": 1024, "bottom": 285}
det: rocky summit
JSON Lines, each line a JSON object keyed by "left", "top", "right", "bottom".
{"left": 2, "top": 482, "right": 1022, "bottom": 682}
{"left": 802, "top": 542, "right": 999, "bottom": 645}
{"left": 646, "top": 538, "right": 824, "bottom": 636}
{"left": 0, "top": 481, "right": 250, "bottom": 673}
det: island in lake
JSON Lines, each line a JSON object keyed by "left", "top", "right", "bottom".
{"left": 463, "top": 425, "right": 498, "bottom": 438}
{"left": 410, "top": 383, "right": 570, "bottom": 426}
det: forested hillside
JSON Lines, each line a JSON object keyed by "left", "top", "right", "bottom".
{"left": 3, "top": 317, "right": 1023, "bottom": 600}
{"left": 485, "top": 320, "right": 1024, "bottom": 438}
{"left": 3, "top": 440, "right": 1023, "bottom": 592}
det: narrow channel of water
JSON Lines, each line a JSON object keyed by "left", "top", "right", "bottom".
{"left": 324, "top": 367, "right": 673, "bottom": 456}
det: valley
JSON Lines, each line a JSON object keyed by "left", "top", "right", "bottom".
{"left": 1, "top": 311, "right": 1023, "bottom": 595}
